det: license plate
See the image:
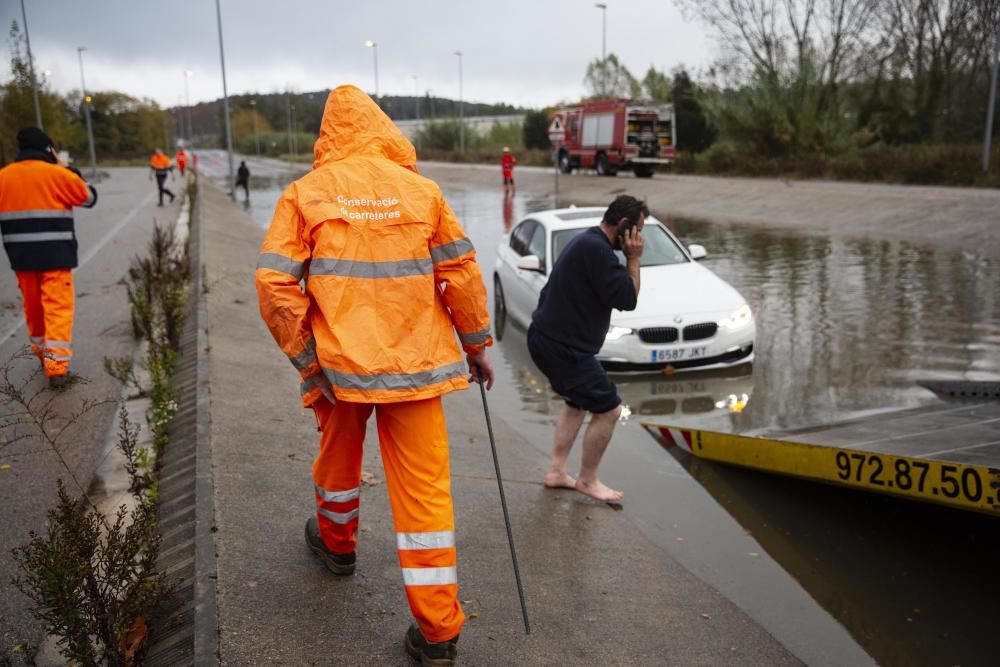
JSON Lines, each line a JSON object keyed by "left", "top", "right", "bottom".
{"left": 652, "top": 347, "right": 707, "bottom": 362}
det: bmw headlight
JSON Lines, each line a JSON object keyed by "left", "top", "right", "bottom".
{"left": 605, "top": 325, "right": 634, "bottom": 341}
{"left": 717, "top": 304, "right": 752, "bottom": 330}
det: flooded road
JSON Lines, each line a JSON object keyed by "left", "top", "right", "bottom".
{"left": 200, "top": 152, "right": 1000, "bottom": 667}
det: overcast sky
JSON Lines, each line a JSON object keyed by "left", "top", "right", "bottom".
{"left": 1, "top": 0, "right": 715, "bottom": 110}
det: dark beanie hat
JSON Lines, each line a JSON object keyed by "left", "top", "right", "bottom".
{"left": 17, "top": 127, "right": 55, "bottom": 151}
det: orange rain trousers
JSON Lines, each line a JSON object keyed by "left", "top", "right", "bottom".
{"left": 312, "top": 396, "right": 465, "bottom": 643}
{"left": 15, "top": 270, "right": 74, "bottom": 377}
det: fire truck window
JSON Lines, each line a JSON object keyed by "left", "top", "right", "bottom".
{"left": 527, "top": 223, "right": 547, "bottom": 270}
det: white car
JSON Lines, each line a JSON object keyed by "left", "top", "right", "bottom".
{"left": 493, "top": 207, "right": 755, "bottom": 372}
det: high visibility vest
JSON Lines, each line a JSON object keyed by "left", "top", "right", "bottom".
{"left": 150, "top": 153, "right": 172, "bottom": 175}
{"left": 0, "top": 155, "right": 96, "bottom": 271}
{"left": 256, "top": 85, "right": 493, "bottom": 406}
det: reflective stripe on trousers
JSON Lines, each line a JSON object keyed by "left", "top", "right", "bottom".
{"left": 15, "top": 270, "right": 74, "bottom": 377}
{"left": 312, "top": 396, "right": 465, "bottom": 644}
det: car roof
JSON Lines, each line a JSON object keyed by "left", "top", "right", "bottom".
{"left": 517, "top": 207, "right": 662, "bottom": 232}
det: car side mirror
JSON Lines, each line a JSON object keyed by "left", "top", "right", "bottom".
{"left": 516, "top": 255, "right": 544, "bottom": 272}
{"left": 688, "top": 244, "right": 707, "bottom": 260}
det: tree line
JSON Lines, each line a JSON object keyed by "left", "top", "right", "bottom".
{"left": 0, "top": 22, "right": 173, "bottom": 166}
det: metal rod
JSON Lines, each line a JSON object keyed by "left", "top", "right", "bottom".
{"left": 477, "top": 379, "right": 531, "bottom": 635}
{"left": 983, "top": 31, "right": 999, "bottom": 174}
{"left": 215, "top": 0, "right": 235, "bottom": 201}
{"left": 19, "top": 0, "right": 42, "bottom": 128}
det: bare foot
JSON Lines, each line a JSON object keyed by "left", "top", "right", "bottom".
{"left": 544, "top": 470, "right": 577, "bottom": 489}
{"left": 575, "top": 478, "right": 624, "bottom": 502}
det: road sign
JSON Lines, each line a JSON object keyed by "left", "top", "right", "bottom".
{"left": 547, "top": 114, "right": 564, "bottom": 142}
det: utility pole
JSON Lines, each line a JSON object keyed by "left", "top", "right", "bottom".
{"left": 250, "top": 99, "right": 260, "bottom": 155}
{"left": 454, "top": 51, "right": 464, "bottom": 154}
{"left": 19, "top": 0, "right": 43, "bottom": 128}
{"left": 77, "top": 47, "right": 98, "bottom": 179}
{"left": 983, "top": 31, "right": 999, "bottom": 174}
{"left": 216, "top": 0, "right": 235, "bottom": 201}
{"left": 184, "top": 69, "right": 194, "bottom": 143}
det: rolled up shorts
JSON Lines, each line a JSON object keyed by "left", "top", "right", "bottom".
{"left": 527, "top": 325, "right": 621, "bottom": 414}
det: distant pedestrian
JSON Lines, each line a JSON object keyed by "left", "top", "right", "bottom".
{"left": 501, "top": 146, "right": 516, "bottom": 194}
{"left": 236, "top": 160, "right": 250, "bottom": 203}
{"left": 149, "top": 148, "right": 175, "bottom": 206}
{"left": 0, "top": 127, "right": 98, "bottom": 388}
{"left": 527, "top": 194, "right": 647, "bottom": 501}
{"left": 175, "top": 149, "right": 188, "bottom": 176}
{"left": 256, "top": 85, "right": 493, "bottom": 665}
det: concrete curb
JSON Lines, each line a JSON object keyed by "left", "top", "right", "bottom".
{"left": 146, "top": 176, "right": 219, "bottom": 665}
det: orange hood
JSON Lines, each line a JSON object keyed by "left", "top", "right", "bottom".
{"left": 313, "top": 85, "right": 417, "bottom": 170}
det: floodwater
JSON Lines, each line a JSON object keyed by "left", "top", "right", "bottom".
{"left": 202, "top": 153, "right": 1000, "bottom": 667}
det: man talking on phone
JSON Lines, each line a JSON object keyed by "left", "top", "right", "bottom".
{"left": 527, "top": 195, "right": 647, "bottom": 502}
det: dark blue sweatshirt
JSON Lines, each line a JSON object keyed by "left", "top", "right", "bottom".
{"left": 531, "top": 226, "right": 637, "bottom": 355}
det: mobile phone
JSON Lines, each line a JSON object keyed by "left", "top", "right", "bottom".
{"left": 614, "top": 218, "right": 639, "bottom": 250}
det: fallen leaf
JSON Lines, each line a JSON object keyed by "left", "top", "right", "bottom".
{"left": 469, "top": 612, "right": 479, "bottom": 619}
{"left": 585, "top": 515, "right": 592, "bottom": 521}
{"left": 246, "top": 580, "right": 258, "bottom": 588}
{"left": 701, "top": 613, "right": 711, "bottom": 620}
{"left": 361, "top": 471, "right": 380, "bottom": 486}
{"left": 748, "top": 552, "right": 760, "bottom": 558}
{"left": 0, "top": 464, "right": 11, "bottom": 472}
{"left": 11, "top": 644, "right": 21, "bottom": 653}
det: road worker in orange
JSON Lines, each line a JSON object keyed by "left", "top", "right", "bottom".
{"left": 149, "top": 148, "right": 175, "bottom": 206}
{"left": 256, "top": 85, "right": 494, "bottom": 665}
{"left": 0, "top": 127, "right": 97, "bottom": 388}
{"left": 175, "top": 149, "right": 188, "bottom": 176}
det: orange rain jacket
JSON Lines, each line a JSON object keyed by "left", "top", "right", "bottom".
{"left": 150, "top": 152, "right": 171, "bottom": 174}
{"left": 0, "top": 152, "right": 96, "bottom": 271}
{"left": 256, "top": 85, "right": 492, "bottom": 406}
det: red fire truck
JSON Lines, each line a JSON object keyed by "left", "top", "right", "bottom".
{"left": 548, "top": 99, "right": 676, "bottom": 178}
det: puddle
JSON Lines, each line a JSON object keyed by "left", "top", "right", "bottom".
{"left": 196, "top": 151, "right": 1000, "bottom": 666}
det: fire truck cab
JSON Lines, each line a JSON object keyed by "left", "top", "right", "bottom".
{"left": 550, "top": 99, "right": 676, "bottom": 178}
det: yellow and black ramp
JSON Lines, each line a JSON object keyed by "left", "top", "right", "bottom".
{"left": 643, "top": 400, "right": 1000, "bottom": 517}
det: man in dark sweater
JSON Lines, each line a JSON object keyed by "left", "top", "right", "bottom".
{"left": 527, "top": 195, "right": 646, "bottom": 501}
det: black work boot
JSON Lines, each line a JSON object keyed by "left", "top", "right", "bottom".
{"left": 304, "top": 516, "right": 355, "bottom": 575}
{"left": 404, "top": 623, "right": 459, "bottom": 666}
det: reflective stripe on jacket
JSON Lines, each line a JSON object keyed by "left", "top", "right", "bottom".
{"left": 256, "top": 85, "right": 493, "bottom": 406}
{"left": 0, "top": 154, "right": 96, "bottom": 271}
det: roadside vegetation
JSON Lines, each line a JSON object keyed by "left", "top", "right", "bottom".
{"left": 1, "top": 177, "right": 195, "bottom": 665}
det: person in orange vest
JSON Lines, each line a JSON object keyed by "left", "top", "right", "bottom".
{"left": 175, "top": 149, "right": 188, "bottom": 176}
{"left": 0, "top": 127, "right": 97, "bottom": 388}
{"left": 149, "top": 148, "right": 175, "bottom": 206}
{"left": 256, "top": 85, "right": 494, "bottom": 665}
{"left": 501, "top": 146, "right": 516, "bottom": 194}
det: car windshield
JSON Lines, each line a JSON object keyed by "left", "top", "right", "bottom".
{"left": 551, "top": 223, "right": 689, "bottom": 267}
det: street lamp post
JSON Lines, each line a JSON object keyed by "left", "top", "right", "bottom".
{"left": 983, "top": 31, "right": 1000, "bottom": 174}
{"left": 77, "top": 47, "right": 98, "bottom": 179}
{"left": 412, "top": 75, "right": 421, "bottom": 151}
{"left": 364, "top": 40, "right": 380, "bottom": 105}
{"left": 183, "top": 69, "right": 194, "bottom": 143}
{"left": 454, "top": 51, "right": 464, "bottom": 154}
{"left": 595, "top": 3, "right": 608, "bottom": 97}
{"left": 215, "top": 0, "right": 236, "bottom": 201}
{"left": 250, "top": 99, "right": 260, "bottom": 156}
{"left": 19, "top": 0, "right": 43, "bottom": 128}
{"left": 286, "top": 90, "right": 294, "bottom": 156}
